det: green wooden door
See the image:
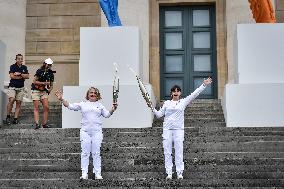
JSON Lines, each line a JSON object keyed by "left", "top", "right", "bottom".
{"left": 160, "top": 5, "right": 217, "bottom": 99}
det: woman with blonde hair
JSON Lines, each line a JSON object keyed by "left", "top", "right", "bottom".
{"left": 55, "top": 87, "right": 117, "bottom": 180}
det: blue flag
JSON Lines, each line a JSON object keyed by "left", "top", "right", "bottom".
{"left": 99, "top": 0, "right": 122, "bottom": 27}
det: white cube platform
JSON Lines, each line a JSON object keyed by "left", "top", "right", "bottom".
{"left": 223, "top": 24, "right": 284, "bottom": 127}
{"left": 80, "top": 27, "right": 142, "bottom": 85}
{"left": 223, "top": 83, "right": 284, "bottom": 127}
{"left": 236, "top": 24, "right": 284, "bottom": 83}
{"left": 62, "top": 85, "right": 155, "bottom": 128}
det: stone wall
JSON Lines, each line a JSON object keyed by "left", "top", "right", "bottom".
{"left": 226, "top": 0, "right": 254, "bottom": 84}
{"left": 275, "top": 0, "right": 284, "bottom": 22}
{"left": 25, "top": 0, "right": 101, "bottom": 101}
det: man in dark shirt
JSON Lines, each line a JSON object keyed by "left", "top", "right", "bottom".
{"left": 31, "top": 58, "right": 55, "bottom": 129}
{"left": 5, "top": 54, "right": 29, "bottom": 125}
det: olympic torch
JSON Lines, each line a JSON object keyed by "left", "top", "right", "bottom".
{"left": 128, "top": 65, "right": 154, "bottom": 111}
{"left": 113, "top": 62, "right": 119, "bottom": 103}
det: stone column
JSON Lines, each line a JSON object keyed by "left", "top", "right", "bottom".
{"left": 0, "top": 0, "right": 26, "bottom": 83}
{"left": 226, "top": 0, "right": 254, "bottom": 83}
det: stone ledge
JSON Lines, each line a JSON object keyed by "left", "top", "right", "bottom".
{"left": 25, "top": 55, "right": 79, "bottom": 64}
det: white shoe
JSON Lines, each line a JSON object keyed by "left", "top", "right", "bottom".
{"left": 80, "top": 175, "right": 88, "bottom": 180}
{"left": 95, "top": 175, "right": 103, "bottom": 180}
{"left": 177, "top": 174, "right": 183, "bottom": 180}
{"left": 166, "top": 174, "right": 172, "bottom": 180}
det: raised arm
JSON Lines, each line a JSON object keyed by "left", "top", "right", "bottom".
{"left": 183, "top": 77, "right": 212, "bottom": 106}
{"left": 55, "top": 90, "right": 69, "bottom": 107}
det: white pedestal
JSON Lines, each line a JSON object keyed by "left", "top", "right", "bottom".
{"left": 223, "top": 24, "right": 284, "bottom": 127}
{"left": 80, "top": 27, "right": 142, "bottom": 85}
{"left": 62, "top": 27, "right": 155, "bottom": 128}
{"left": 62, "top": 85, "right": 155, "bottom": 128}
{"left": 223, "top": 83, "right": 284, "bottom": 127}
{"left": 236, "top": 24, "right": 284, "bottom": 83}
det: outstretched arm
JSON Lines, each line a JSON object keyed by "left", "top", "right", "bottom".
{"left": 55, "top": 90, "right": 70, "bottom": 108}
{"left": 184, "top": 77, "right": 212, "bottom": 106}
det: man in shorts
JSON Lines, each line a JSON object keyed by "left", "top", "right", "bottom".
{"left": 5, "top": 54, "right": 29, "bottom": 125}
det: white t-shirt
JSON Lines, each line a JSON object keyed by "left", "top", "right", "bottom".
{"left": 153, "top": 84, "right": 206, "bottom": 130}
{"left": 68, "top": 100, "right": 111, "bottom": 131}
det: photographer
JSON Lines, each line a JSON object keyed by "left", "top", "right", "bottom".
{"left": 31, "top": 58, "right": 55, "bottom": 129}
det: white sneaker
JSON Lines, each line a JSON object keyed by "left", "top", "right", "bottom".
{"left": 95, "top": 175, "right": 103, "bottom": 180}
{"left": 166, "top": 174, "right": 172, "bottom": 180}
{"left": 80, "top": 175, "right": 88, "bottom": 180}
{"left": 177, "top": 174, "right": 183, "bottom": 180}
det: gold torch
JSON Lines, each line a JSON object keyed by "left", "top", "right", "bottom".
{"left": 113, "top": 62, "right": 119, "bottom": 103}
{"left": 128, "top": 65, "right": 154, "bottom": 111}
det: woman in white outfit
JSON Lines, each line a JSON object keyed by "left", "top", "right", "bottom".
{"left": 55, "top": 87, "right": 117, "bottom": 180}
{"left": 151, "top": 78, "right": 212, "bottom": 180}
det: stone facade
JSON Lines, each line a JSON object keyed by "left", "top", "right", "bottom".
{"left": 275, "top": 0, "right": 284, "bottom": 21}
{"left": 226, "top": 0, "right": 254, "bottom": 84}
{"left": 2, "top": 0, "right": 279, "bottom": 102}
{"left": 25, "top": 0, "right": 101, "bottom": 101}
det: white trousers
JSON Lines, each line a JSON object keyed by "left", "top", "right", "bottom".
{"left": 162, "top": 129, "right": 184, "bottom": 175}
{"left": 80, "top": 129, "right": 103, "bottom": 176}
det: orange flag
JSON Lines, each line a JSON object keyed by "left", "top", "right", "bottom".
{"left": 248, "top": 0, "right": 276, "bottom": 23}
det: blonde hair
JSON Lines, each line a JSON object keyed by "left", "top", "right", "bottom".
{"left": 85, "top": 87, "right": 101, "bottom": 100}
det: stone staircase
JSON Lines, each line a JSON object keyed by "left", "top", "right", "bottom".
{"left": 0, "top": 99, "right": 284, "bottom": 188}
{"left": 2, "top": 102, "right": 62, "bottom": 129}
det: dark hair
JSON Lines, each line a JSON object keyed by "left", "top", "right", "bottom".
{"left": 15, "top": 54, "right": 23, "bottom": 60}
{"left": 170, "top": 85, "right": 181, "bottom": 93}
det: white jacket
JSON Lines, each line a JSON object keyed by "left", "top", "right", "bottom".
{"left": 68, "top": 100, "right": 111, "bottom": 131}
{"left": 153, "top": 84, "right": 206, "bottom": 130}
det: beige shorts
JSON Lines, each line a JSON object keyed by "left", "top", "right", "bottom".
{"left": 31, "top": 90, "right": 49, "bottom": 101}
{"left": 7, "top": 87, "right": 25, "bottom": 101}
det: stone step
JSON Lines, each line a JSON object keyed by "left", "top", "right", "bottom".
{"left": 1, "top": 151, "right": 283, "bottom": 161}
{"left": 12, "top": 116, "right": 225, "bottom": 125}
{"left": 0, "top": 140, "right": 283, "bottom": 154}
{"left": 1, "top": 155, "right": 283, "bottom": 166}
{"left": 184, "top": 110, "right": 224, "bottom": 115}
{"left": 19, "top": 111, "right": 62, "bottom": 116}
{"left": 1, "top": 127, "right": 284, "bottom": 137}
{"left": 16, "top": 112, "right": 225, "bottom": 121}
{"left": 0, "top": 123, "right": 61, "bottom": 130}
{"left": 1, "top": 137, "right": 283, "bottom": 150}
{"left": 0, "top": 178, "right": 283, "bottom": 188}
{"left": 1, "top": 135, "right": 283, "bottom": 146}
{"left": 185, "top": 106, "right": 223, "bottom": 111}
{"left": 17, "top": 112, "right": 224, "bottom": 120}
{"left": 1, "top": 171, "right": 284, "bottom": 180}
{"left": 2, "top": 160, "right": 284, "bottom": 173}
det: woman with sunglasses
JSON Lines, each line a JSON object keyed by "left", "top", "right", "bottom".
{"left": 151, "top": 77, "right": 212, "bottom": 180}
{"left": 55, "top": 87, "right": 117, "bottom": 180}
